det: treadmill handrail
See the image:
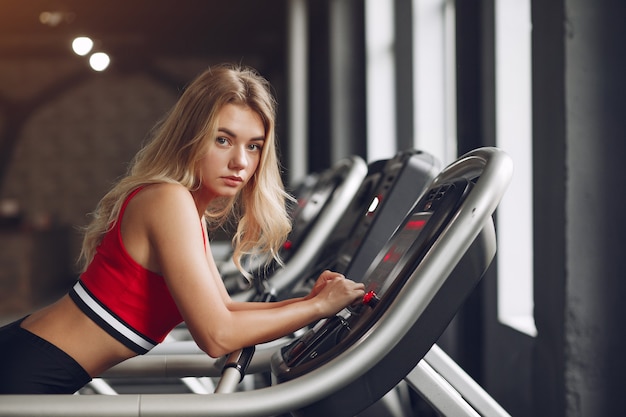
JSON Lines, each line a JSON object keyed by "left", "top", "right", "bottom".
{"left": 0, "top": 147, "right": 512, "bottom": 417}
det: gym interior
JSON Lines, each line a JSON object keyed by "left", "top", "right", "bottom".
{"left": 0, "top": 1, "right": 624, "bottom": 416}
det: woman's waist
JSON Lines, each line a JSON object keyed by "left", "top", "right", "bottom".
{"left": 21, "top": 295, "right": 137, "bottom": 377}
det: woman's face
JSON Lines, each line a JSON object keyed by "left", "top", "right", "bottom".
{"left": 197, "top": 103, "right": 265, "bottom": 201}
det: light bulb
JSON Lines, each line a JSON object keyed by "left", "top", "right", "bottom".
{"left": 89, "top": 52, "right": 110, "bottom": 71}
{"left": 72, "top": 37, "right": 93, "bottom": 56}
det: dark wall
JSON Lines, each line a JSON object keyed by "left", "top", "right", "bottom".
{"left": 560, "top": 0, "right": 626, "bottom": 414}
{"left": 307, "top": 0, "right": 366, "bottom": 172}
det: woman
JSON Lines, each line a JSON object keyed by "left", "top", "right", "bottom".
{"left": 0, "top": 64, "right": 365, "bottom": 394}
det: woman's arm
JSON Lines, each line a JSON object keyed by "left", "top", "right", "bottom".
{"left": 142, "top": 184, "right": 364, "bottom": 358}
{"left": 201, "top": 219, "right": 338, "bottom": 312}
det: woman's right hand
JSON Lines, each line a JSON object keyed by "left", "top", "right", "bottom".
{"left": 312, "top": 272, "right": 365, "bottom": 317}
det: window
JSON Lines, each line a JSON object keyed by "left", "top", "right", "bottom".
{"left": 495, "top": 0, "right": 536, "bottom": 336}
{"left": 412, "top": 0, "right": 457, "bottom": 164}
{"left": 365, "top": 0, "right": 397, "bottom": 162}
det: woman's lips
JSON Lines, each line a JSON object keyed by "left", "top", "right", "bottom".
{"left": 222, "top": 176, "right": 243, "bottom": 187}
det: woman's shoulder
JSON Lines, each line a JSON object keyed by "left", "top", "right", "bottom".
{"left": 126, "top": 183, "right": 196, "bottom": 220}
{"left": 119, "top": 183, "right": 202, "bottom": 273}
{"left": 134, "top": 182, "right": 193, "bottom": 203}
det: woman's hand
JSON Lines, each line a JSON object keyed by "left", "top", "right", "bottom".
{"left": 307, "top": 270, "right": 340, "bottom": 299}
{"left": 311, "top": 271, "right": 365, "bottom": 317}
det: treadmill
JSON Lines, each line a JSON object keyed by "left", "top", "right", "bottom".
{"left": 266, "top": 148, "right": 440, "bottom": 301}
{"left": 0, "top": 147, "right": 512, "bottom": 417}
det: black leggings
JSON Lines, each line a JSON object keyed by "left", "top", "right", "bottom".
{"left": 0, "top": 317, "right": 91, "bottom": 394}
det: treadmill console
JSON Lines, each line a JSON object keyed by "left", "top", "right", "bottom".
{"left": 272, "top": 177, "right": 472, "bottom": 381}
{"left": 283, "top": 150, "right": 439, "bottom": 300}
{"left": 282, "top": 171, "right": 341, "bottom": 260}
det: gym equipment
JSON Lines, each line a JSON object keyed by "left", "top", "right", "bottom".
{"left": 268, "top": 148, "right": 440, "bottom": 301}
{"left": 0, "top": 147, "right": 512, "bottom": 417}
{"left": 272, "top": 147, "right": 511, "bottom": 416}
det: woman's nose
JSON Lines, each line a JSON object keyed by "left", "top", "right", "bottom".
{"left": 229, "top": 147, "right": 248, "bottom": 170}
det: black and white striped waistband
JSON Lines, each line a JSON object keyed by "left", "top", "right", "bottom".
{"left": 69, "top": 281, "right": 157, "bottom": 355}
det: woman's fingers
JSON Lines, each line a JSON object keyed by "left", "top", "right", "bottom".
{"left": 316, "top": 275, "right": 365, "bottom": 316}
{"left": 310, "top": 270, "right": 347, "bottom": 298}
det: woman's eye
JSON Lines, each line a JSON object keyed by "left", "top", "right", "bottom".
{"left": 248, "top": 143, "right": 263, "bottom": 152}
{"left": 216, "top": 136, "right": 229, "bottom": 145}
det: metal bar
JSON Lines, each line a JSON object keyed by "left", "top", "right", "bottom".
{"left": 423, "top": 345, "right": 512, "bottom": 417}
{"left": 404, "top": 359, "right": 481, "bottom": 416}
{"left": 214, "top": 347, "right": 255, "bottom": 394}
{"left": 101, "top": 346, "right": 275, "bottom": 379}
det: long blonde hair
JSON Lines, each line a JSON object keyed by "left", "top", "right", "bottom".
{"left": 79, "top": 64, "right": 293, "bottom": 277}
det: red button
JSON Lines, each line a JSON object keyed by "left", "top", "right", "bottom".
{"left": 363, "top": 290, "right": 380, "bottom": 307}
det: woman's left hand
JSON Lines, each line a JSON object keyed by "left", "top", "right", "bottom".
{"left": 308, "top": 270, "right": 346, "bottom": 299}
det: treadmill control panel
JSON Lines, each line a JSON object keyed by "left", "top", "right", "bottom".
{"left": 273, "top": 178, "right": 472, "bottom": 380}
{"left": 281, "top": 150, "right": 438, "bottom": 301}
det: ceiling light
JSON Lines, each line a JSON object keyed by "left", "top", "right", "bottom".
{"left": 72, "top": 37, "right": 94, "bottom": 56}
{"left": 89, "top": 52, "right": 110, "bottom": 71}
{"left": 39, "top": 11, "right": 75, "bottom": 27}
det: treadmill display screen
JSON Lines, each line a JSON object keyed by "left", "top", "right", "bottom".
{"left": 360, "top": 212, "right": 432, "bottom": 298}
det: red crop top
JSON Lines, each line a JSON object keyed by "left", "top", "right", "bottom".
{"left": 69, "top": 187, "right": 189, "bottom": 354}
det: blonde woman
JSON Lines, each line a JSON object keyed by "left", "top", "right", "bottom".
{"left": 0, "top": 64, "right": 364, "bottom": 394}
